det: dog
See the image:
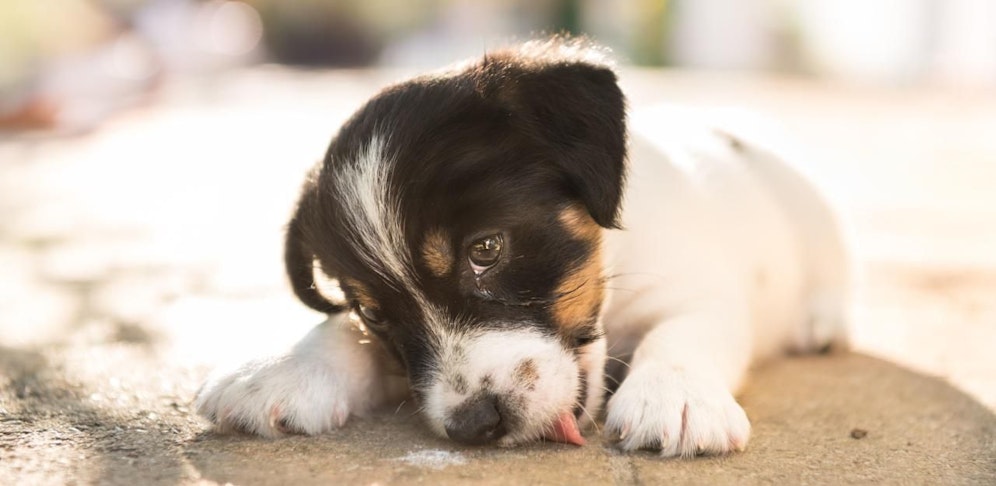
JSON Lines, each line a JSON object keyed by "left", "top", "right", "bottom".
{"left": 195, "top": 37, "right": 850, "bottom": 457}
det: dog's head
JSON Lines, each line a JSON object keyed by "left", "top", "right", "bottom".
{"left": 285, "top": 38, "right": 626, "bottom": 446}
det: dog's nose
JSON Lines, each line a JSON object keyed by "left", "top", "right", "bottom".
{"left": 445, "top": 395, "right": 506, "bottom": 444}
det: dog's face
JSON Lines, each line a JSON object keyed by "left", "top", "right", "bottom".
{"left": 285, "top": 40, "right": 626, "bottom": 446}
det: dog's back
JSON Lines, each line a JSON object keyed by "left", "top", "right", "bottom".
{"left": 603, "top": 108, "right": 850, "bottom": 387}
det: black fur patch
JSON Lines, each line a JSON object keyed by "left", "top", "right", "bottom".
{"left": 283, "top": 37, "right": 627, "bottom": 391}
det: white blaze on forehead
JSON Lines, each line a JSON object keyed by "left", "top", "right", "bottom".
{"left": 334, "top": 135, "right": 450, "bottom": 338}
{"left": 335, "top": 135, "right": 414, "bottom": 288}
{"left": 331, "top": 137, "right": 591, "bottom": 444}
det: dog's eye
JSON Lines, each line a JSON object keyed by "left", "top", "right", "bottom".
{"left": 468, "top": 234, "right": 503, "bottom": 273}
{"left": 571, "top": 328, "right": 605, "bottom": 348}
{"left": 356, "top": 304, "right": 383, "bottom": 324}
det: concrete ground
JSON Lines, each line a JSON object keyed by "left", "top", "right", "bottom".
{"left": 1, "top": 68, "right": 995, "bottom": 484}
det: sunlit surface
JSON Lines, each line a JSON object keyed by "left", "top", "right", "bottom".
{"left": 1, "top": 59, "right": 995, "bottom": 485}
{"left": 2, "top": 68, "right": 994, "bottom": 412}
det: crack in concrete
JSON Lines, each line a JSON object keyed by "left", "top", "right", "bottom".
{"left": 609, "top": 454, "right": 640, "bottom": 485}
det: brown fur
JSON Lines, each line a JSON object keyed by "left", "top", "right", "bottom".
{"left": 552, "top": 205, "right": 604, "bottom": 334}
{"left": 513, "top": 359, "right": 539, "bottom": 390}
{"left": 421, "top": 229, "right": 453, "bottom": 277}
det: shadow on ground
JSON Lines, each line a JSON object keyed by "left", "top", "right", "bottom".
{"left": 0, "top": 344, "right": 197, "bottom": 485}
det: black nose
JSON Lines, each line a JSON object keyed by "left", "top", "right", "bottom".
{"left": 444, "top": 395, "right": 506, "bottom": 445}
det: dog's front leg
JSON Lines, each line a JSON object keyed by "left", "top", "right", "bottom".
{"left": 605, "top": 304, "right": 752, "bottom": 457}
{"left": 195, "top": 313, "right": 407, "bottom": 437}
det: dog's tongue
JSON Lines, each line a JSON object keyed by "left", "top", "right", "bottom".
{"left": 544, "top": 412, "right": 585, "bottom": 446}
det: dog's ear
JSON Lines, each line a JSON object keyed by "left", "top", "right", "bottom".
{"left": 284, "top": 185, "right": 346, "bottom": 315}
{"left": 488, "top": 45, "right": 627, "bottom": 228}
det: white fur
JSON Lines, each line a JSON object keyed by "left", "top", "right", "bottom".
{"left": 335, "top": 135, "right": 414, "bottom": 288}
{"left": 194, "top": 314, "right": 406, "bottom": 437}
{"left": 600, "top": 109, "right": 850, "bottom": 456}
{"left": 576, "top": 337, "right": 608, "bottom": 427}
{"left": 422, "top": 327, "right": 580, "bottom": 446}
{"left": 334, "top": 136, "right": 453, "bottom": 340}
{"left": 195, "top": 108, "right": 849, "bottom": 455}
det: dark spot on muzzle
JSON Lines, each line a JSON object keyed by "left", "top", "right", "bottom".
{"left": 445, "top": 394, "right": 507, "bottom": 445}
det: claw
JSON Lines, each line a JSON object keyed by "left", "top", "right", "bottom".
{"left": 269, "top": 405, "right": 284, "bottom": 433}
{"left": 332, "top": 406, "right": 348, "bottom": 428}
{"left": 730, "top": 435, "right": 747, "bottom": 452}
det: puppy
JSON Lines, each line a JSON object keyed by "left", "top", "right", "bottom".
{"left": 195, "top": 37, "right": 850, "bottom": 457}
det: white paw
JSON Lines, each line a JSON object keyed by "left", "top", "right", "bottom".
{"left": 605, "top": 366, "right": 750, "bottom": 457}
{"left": 195, "top": 318, "right": 389, "bottom": 438}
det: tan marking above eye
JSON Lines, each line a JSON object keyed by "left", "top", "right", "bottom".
{"left": 552, "top": 204, "right": 605, "bottom": 335}
{"left": 558, "top": 204, "right": 601, "bottom": 240}
{"left": 340, "top": 277, "right": 379, "bottom": 310}
{"left": 421, "top": 228, "right": 453, "bottom": 277}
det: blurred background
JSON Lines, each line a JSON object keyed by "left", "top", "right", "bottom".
{"left": 1, "top": 0, "right": 995, "bottom": 442}
{"left": 3, "top": 0, "right": 996, "bottom": 130}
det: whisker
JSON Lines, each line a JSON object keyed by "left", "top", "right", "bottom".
{"left": 602, "top": 286, "right": 639, "bottom": 293}
{"left": 604, "top": 338, "right": 623, "bottom": 355}
{"left": 605, "top": 355, "right": 631, "bottom": 370}
{"left": 604, "top": 271, "right": 667, "bottom": 280}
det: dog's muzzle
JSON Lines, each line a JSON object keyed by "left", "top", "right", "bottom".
{"left": 444, "top": 394, "right": 507, "bottom": 444}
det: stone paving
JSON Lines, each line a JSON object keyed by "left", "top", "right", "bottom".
{"left": 1, "top": 68, "right": 995, "bottom": 484}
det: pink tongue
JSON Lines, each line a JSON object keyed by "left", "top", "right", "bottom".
{"left": 544, "top": 412, "right": 585, "bottom": 446}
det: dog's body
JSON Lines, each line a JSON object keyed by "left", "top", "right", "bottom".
{"left": 196, "top": 39, "right": 849, "bottom": 457}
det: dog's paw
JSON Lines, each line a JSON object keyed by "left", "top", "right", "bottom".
{"left": 604, "top": 366, "right": 750, "bottom": 457}
{"left": 195, "top": 318, "right": 393, "bottom": 438}
{"left": 195, "top": 355, "right": 360, "bottom": 438}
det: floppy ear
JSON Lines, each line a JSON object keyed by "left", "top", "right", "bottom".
{"left": 492, "top": 50, "right": 627, "bottom": 228}
{"left": 284, "top": 187, "right": 346, "bottom": 315}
